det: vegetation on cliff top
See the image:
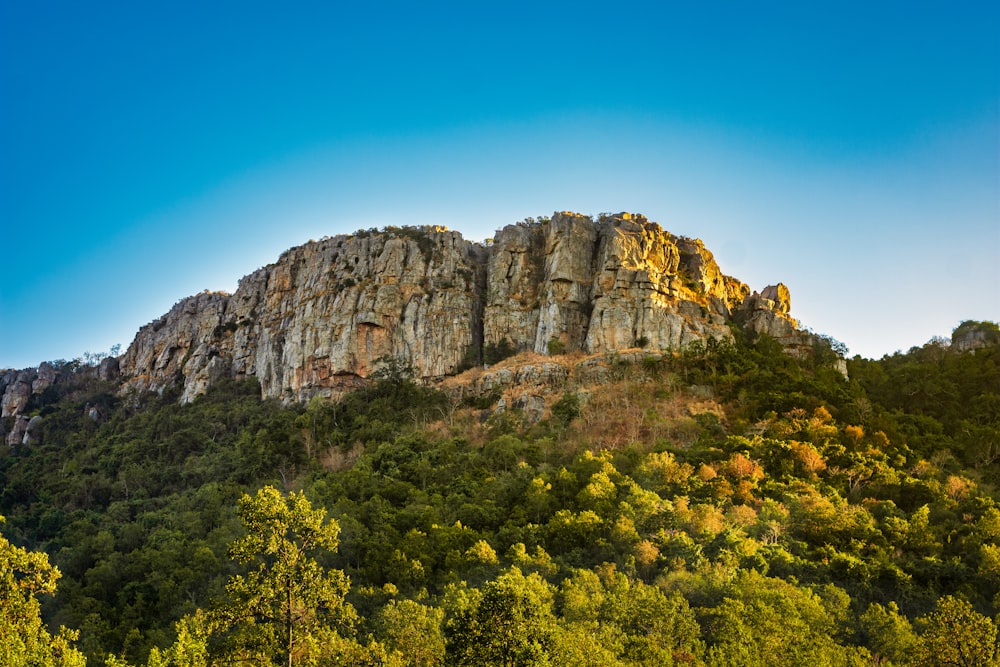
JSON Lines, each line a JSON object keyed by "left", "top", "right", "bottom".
{"left": 2, "top": 322, "right": 999, "bottom": 665}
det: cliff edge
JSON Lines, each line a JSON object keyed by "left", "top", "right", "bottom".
{"left": 114, "top": 211, "right": 802, "bottom": 403}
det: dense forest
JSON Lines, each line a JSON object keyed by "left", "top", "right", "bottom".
{"left": 3, "top": 320, "right": 999, "bottom": 666}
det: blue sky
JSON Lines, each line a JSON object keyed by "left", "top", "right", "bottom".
{"left": 1, "top": 1, "right": 997, "bottom": 369}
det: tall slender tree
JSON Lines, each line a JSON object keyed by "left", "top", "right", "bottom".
{"left": 208, "top": 486, "right": 358, "bottom": 666}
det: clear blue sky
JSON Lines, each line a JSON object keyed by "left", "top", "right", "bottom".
{"left": 1, "top": 1, "right": 997, "bottom": 369}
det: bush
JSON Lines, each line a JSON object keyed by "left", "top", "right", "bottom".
{"left": 547, "top": 338, "right": 566, "bottom": 356}
{"left": 484, "top": 339, "right": 515, "bottom": 366}
{"left": 552, "top": 393, "right": 581, "bottom": 427}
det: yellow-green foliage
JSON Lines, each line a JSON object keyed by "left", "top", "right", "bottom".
{"left": 2, "top": 327, "right": 999, "bottom": 664}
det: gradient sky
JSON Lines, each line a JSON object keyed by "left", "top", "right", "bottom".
{"left": 1, "top": 1, "right": 997, "bottom": 369}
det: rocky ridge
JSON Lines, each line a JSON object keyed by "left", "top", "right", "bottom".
{"left": 115, "top": 211, "right": 807, "bottom": 403}
{"left": 1, "top": 357, "right": 119, "bottom": 445}
{"left": 4, "top": 212, "right": 828, "bottom": 434}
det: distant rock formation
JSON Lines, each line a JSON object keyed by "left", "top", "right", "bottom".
{"left": 116, "top": 212, "right": 802, "bottom": 403}
{"left": 2, "top": 211, "right": 835, "bottom": 417}
{"left": 951, "top": 320, "right": 1000, "bottom": 352}
{"left": 1, "top": 359, "right": 117, "bottom": 444}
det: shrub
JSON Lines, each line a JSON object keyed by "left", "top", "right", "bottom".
{"left": 547, "top": 338, "right": 566, "bottom": 356}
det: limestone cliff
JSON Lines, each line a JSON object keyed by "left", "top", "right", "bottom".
{"left": 0, "top": 359, "right": 119, "bottom": 445}
{"left": 120, "top": 227, "right": 487, "bottom": 403}
{"left": 114, "top": 212, "right": 802, "bottom": 402}
{"left": 483, "top": 212, "right": 790, "bottom": 356}
{"left": 1, "top": 212, "right": 811, "bottom": 413}
{"left": 951, "top": 320, "right": 1000, "bottom": 352}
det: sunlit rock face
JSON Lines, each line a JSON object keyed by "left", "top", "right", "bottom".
{"left": 121, "top": 228, "right": 487, "bottom": 403}
{"left": 114, "top": 212, "right": 806, "bottom": 403}
{"left": 583, "top": 214, "right": 745, "bottom": 353}
{"left": 484, "top": 212, "right": 756, "bottom": 356}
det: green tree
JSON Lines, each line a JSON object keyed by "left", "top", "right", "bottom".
{"left": 551, "top": 392, "right": 581, "bottom": 428}
{"left": 207, "top": 486, "right": 359, "bottom": 666}
{"left": 0, "top": 514, "right": 86, "bottom": 667}
{"left": 375, "top": 598, "right": 445, "bottom": 666}
{"left": 700, "top": 571, "right": 866, "bottom": 667}
{"left": 913, "top": 595, "right": 998, "bottom": 667}
{"left": 547, "top": 337, "right": 566, "bottom": 356}
{"left": 484, "top": 338, "right": 516, "bottom": 365}
{"left": 445, "top": 568, "right": 555, "bottom": 666}
{"left": 107, "top": 611, "right": 211, "bottom": 667}
{"left": 860, "top": 602, "right": 918, "bottom": 666}
{"left": 557, "top": 567, "right": 704, "bottom": 665}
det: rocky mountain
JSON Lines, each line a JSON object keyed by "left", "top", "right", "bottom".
{"left": 116, "top": 211, "right": 809, "bottom": 402}
{"left": 3, "top": 211, "right": 820, "bottom": 436}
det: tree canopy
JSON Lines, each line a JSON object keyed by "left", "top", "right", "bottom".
{"left": 2, "top": 328, "right": 999, "bottom": 665}
{"left": 1, "top": 514, "right": 86, "bottom": 666}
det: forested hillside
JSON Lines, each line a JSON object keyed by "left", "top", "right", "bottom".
{"left": 3, "top": 321, "right": 999, "bottom": 666}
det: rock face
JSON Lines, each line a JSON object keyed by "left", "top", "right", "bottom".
{"left": 951, "top": 321, "right": 1000, "bottom": 353}
{"left": 1, "top": 212, "right": 812, "bottom": 415}
{"left": 120, "top": 227, "right": 488, "bottom": 403}
{"left": 1, "top": 362, "right": 107, "bottom": 434}
{"left": 738, "top": 282, "right": 813, "bottom": 354}
{"left": 1, "top": 370, "right": 34, "bottom": 418}
{"left": 483, "top": 212, "right": 758, "bottom": 355}
{"left": 114, "top": 212, "right": 803, "bottom": 403}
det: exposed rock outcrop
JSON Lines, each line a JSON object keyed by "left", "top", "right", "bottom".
{"left": 738, "top": 282, "right": 814, "bottom": 355}
{"left": 3, "top": 212, "right": 819, "bottom": 415}
{"left": 115, "top": 212, "right": 805, "bottom": 403}
{"left": 1, "top": 357, "right": 118, "bottom": 435}
{"left": 1, "top": 370, "right": 34, "bottom": 418}
{"left": 952, "top": 321, "right": 1000, "bottom": 353}
{"left": 120, "top": 228, "right": 488, "bottom": 403}
{"left": 6, "top": 415, "right": 29, "bottom": 446}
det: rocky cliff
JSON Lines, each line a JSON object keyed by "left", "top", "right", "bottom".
{"left": 114, "top": 211, "right": 804, "bottom": 403}
{"left": 2, "top": 211, "right": 813, "bottom": 419}
{"left": 1, "top": 357, "right": 119, "bottom": 445}
{"left": 951, "top": 320, "right": 1000, "bottom": 352}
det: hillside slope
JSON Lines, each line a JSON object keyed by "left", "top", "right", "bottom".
{"left": 2, "top": 322, "right": 999, "bottom": 665}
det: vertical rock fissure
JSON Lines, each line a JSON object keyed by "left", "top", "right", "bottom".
{"left": 470, "top": 245, "right": 489, "bottom": 367}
